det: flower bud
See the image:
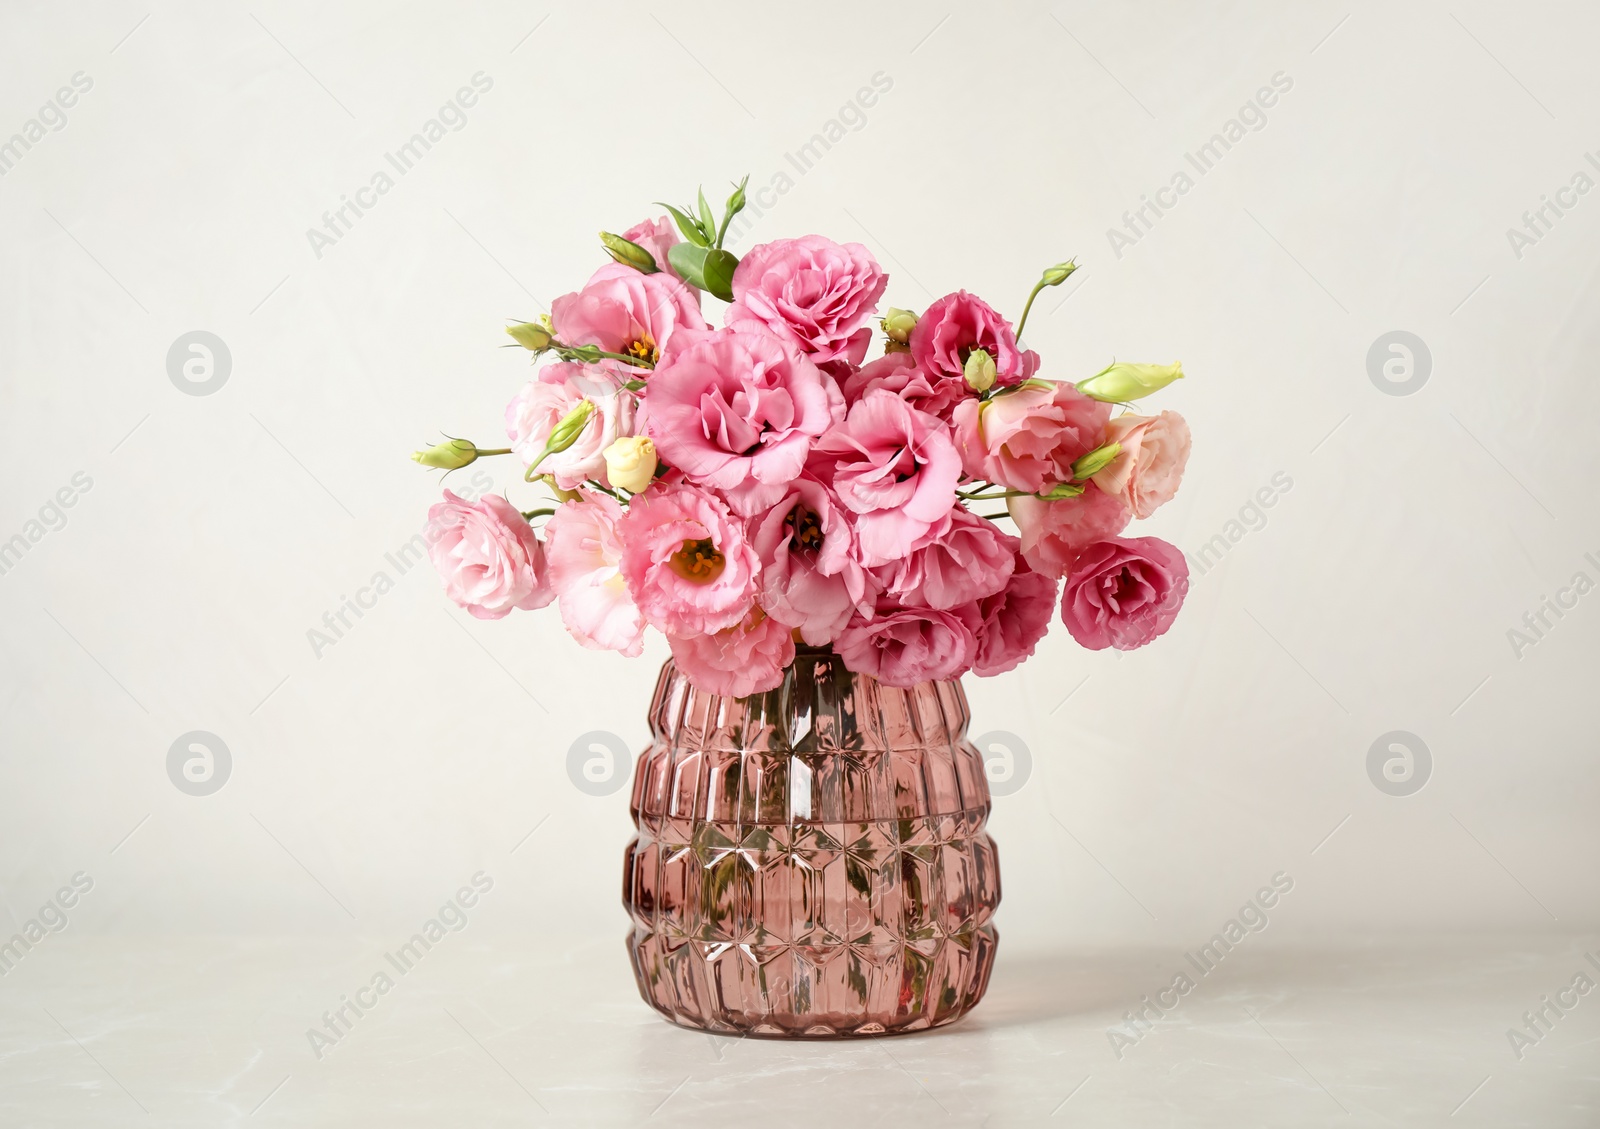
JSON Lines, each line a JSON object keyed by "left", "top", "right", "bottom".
{"left": 599, "top": 231, "right": 659, "bottom": 274}
{"left": 411, "top": 438, "right": 479, "bottom": 470}
{"left": 964, "top": 348, "right": 997, "bottom": 394}
{"left": 1070, "top": 441, "right": 1122, "bottom": 481}
{"left": 507, "top": 320, "right": 554, "bottom": 352}
{"left": 602, "top": 436, "right": 658, "bottom": 493}
{"left": 524, "top": 400, "right": 597, "bottom": 480}
{"left": 1041, "top": 259, "right": 1079, "bottom": 286}
{"left": 1036, "top": 481, "right": 1086, "bottom": 500}
{"left": 1077, "top": 361, "right": 1184, "bottom": 402}
{"left": 539, "top": 474, "right": 582, "bottom": 503}
{"left": 882, "top": 307, "right": 918, "bottom": 344}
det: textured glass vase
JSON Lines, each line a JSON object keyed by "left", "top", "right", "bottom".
{"left": 622, "top": 648, "right": 1000, "bottom": 1037}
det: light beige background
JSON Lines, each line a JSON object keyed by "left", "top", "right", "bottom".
{"left": 1, "top": 1, "right": 1596, "bottom": 1124}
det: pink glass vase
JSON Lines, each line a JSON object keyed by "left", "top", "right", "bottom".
{"left": 622, "top": 648, "right": 1000, "bottom": 1037}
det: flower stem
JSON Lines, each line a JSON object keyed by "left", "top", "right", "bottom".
{"left": 1015, "top": 280, "right": 1047, "bottom": 341}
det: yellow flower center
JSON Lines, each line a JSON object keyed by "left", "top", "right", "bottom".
{"left": 624, "top": 332, "right": 657, "bottom": 364}
{"left": 669, "top": 538, "right": 724, "bottom": 584}
{"left": 784, "top": 505, "right": 825, "bottom": 553}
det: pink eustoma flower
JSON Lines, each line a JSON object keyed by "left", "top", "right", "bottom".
{"left": 645, "top": 327, "right": 844, "bottom": 515}
{"left": 1008, "top": 488, "right": 1132, "bottom": 578}
{"left": 964, "top": 556, "right": 1059, "bottom": 677}
{"left": 951, "top": 380, "right": 1111, "bottom": 494}
{"left": 543, "top": 493, "right": 644, "bottom": 656}
{"left": 750, "top": 478, "right": 875, "bottom": 645}
{"left": 874, "top": 505, "right": 1015, "bottom": 610}
{"left": 667, "top": 608, "right": 795, "bottom": 698}
{"left": 726, "top": 236, "right": 888, "bottom": 375}
{"left": 551, "top": 262, "right": 707, "bottom": 368}
{"left": 505, "top": 362, "right": 635, "bottom": 491}
{"left": 617, "top": 482, "right": 761, "bottom": 636}
{"left": 806, "top": 390, "right": 961, "bottom": 567}
{"left": 834, "top": 602, "right": 977, "bottom": 688}
{"left": 839, "top": 351, "right": 948, "bottom": 415}
{"left": 426, "top": 490, "right": 553, "bottom": 620}
{"left": 1060, "top": 536, "right": 1189, "bottom": 651}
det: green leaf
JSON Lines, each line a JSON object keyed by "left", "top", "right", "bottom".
{"left": 701, "top": 248, "right": 739, "bottom": 302}
{"left": 622, "top": 379, "right": 646, "bottom": 392}
{"left": 697, "top": 186, "right": 716, "bottom": 242}
{"left": 656, "top": 202, "right": 709, "bottom": 248}
{"left": 668, "top": 241, "right": 711, "bottom": 289}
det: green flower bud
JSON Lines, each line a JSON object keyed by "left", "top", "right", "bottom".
{"left": 882, "top": 307, "right": 918, "bottom": 344}
{"left": 964, "top": 348, "right": 997, "bottom": 393}
{"left": 1041, "top": 259, "right": 1079, "bottom": 286}
{"left": 1036, "top": 481, "right": 1086, "bottom": 500}
{"left": 599, "top": 231, "right": 660, "bottom": 274}
{"left": 1070, "top": 441, "right": 1122, "bottom": 481}
{"left": 507, "top": 321, "right": 554, "bottom": 352}
{"left": 411, "top": 438, "right": 479, "bottom": 470}
{"left": 524, "top": 400, "right": 597, "bottom": 480}
{"left": 1077, "top": 361, "right": 1184, "bottom": 402}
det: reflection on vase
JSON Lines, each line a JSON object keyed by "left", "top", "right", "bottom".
{"left": 622, "top": 649, "right": 1000, "bottom": 1037}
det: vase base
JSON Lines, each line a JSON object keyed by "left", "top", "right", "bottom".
{"left": 625, "top": 924, "right": 999, "bottom": 1038}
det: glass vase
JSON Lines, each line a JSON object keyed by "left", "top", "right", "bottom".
{"left": 622, "top": 648, "right": 1000, "bottom": 1037}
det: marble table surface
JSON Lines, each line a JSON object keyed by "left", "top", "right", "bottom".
{"left": 1, "top": 933, "right": 1594, "bottom": 1127}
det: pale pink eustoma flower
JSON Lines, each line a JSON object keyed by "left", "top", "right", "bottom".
{"left": 726, "top": 235, "right": 888, "bottom": 375}
{"left": 551, "top": 262, "right": 707, "bottom": 368}
{"left": 964, "top": 555, "right": 1059, "bottom": 677}
{"left": 806, "top": 390, "right": 961, "bottom": 567}
{"left": 667, "top": 608, "right": 795, "bottom": 698}
{"left": 543, "top": 493, "right": 644, "bottom": 656}
{"left": 1091, "top": 410, "right": 1192, "bottom": 518}
{"left": 750, "top": 478, "right": 875, "bottom": 645}
{"left": 645, "top": 327, "right": 844, "bottom": 515}
{"left": 834, "top": 602, "right": 977, "bottom": 688}
{"left": 426, "top": 490, "right": 553, "bottom": 620}
{"left": 617, "top": 482, "right": 761, "bottom": 636}
{"left": 873, "top": 505, "right": 1015, "bottom": 610}
{"left": 1059, "top": 536, "right": 1188, "bottom": 650}
{"left": 951, "top": 380, "right": 1111, "bottom": 494}
{"left": 505, "top": 362, "right": 636, "bottom": 491}
{"left": 1007, "top": 488, "right": 1132, "bottom": 578}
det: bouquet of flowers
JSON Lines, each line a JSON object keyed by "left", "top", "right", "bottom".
{"left": 413, "top": 179, "right": 1192, "bottom": 697}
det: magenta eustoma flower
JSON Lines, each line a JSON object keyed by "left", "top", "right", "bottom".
{"left": 907, "top": 290, "right": 1040, "bottom": 416}
{"left": 1059, "top": 536, "right": 1189, "bottom": 651}
{"left": 806, "top": 390, "right": 961, "bottom": 568}
{"left": 645, "top": 327, "right": 844, "bottom": 516}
